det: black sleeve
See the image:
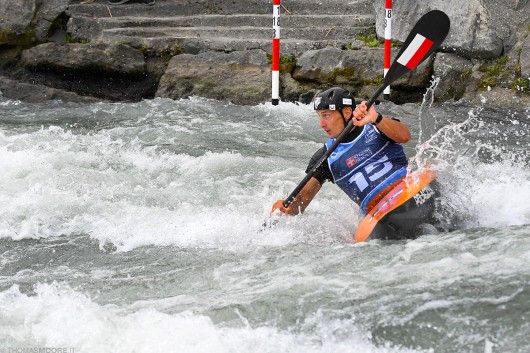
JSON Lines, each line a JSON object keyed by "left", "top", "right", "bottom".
{"left": 305, "top": 145, "right": 334, "bottom": 185}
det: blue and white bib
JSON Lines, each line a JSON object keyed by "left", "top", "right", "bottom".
{"left": 326, "top": 124, "right": 408, "bottom": 214}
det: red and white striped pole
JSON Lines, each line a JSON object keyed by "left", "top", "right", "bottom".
{"left": 383, "top": 0, "right": 392, "bottom": 100}
{"left": 272, "top": 0, "right": 280, "bottom": 105}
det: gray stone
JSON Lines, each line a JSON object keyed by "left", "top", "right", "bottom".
{"left": 1, "top": 0, "right": 529, "bottom": 107}
{"left": 32, "top": 0, "right": 70, "bottom": 42}
{"left": 393, "top": 56, "right": 434, "bottom": 89}
{"left": 433, "top": 52, "right": 474, "bottom": 101}
{"left": 293, "top": 46, "right": 433, "bottom": 91}
{"left": 281, "top": 72, "right": 318, "bottom": 104}
{"left": 156, "top": 49, "right": 271, "bottom": 105}
{"left": 293, "top": 47, "right": 384, "bottom": 85}
{"left": 68, "top": 0, "right": 373, "bottom": 18}
{"left": 520, "top": 35, "right": 530, "bottom": 79}
{"left": 0, "top": 0, "right": 34, "bottom": 35}
{"left": 374, "top": 0, "right": 503, "bottom": 59}
{"left": 0, "top": 0, "right": 70, "bottom": 45}
{"left": 0, "top": 76, "right": 102, "bottom": 103}
{"left": 20, "top": 42, "right": 146, "bottom": 74}
{"left": 513, "top": 0, "right": 529, "bottom": 10}
{"left": 463, "top": 86, "right": 530, "bottom": 109}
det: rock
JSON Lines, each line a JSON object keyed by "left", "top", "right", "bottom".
{"left": 156, "top": 49, "right": 271, "bottom": 105}
{"left": 374, "top": 0, "right": 503, "bottom": 59}
{"left": 0, "top": 0, "right": 35, "bottom": 38}
{"left": 392, "top": 56, "right": 434, "bottom": 89}
{"left": 16, "top": 43, "right": 154, "bottom": 102}
{"left": 293, "top": 47, "right": 384, "bottom": 86}
{"left": 0, "top": 0, "right": 70, "bottom": 45}
{"left": 520, "top": 35, "right": 530, "bottom": 79}
{"left": 462, "top": 86, "right": 530, "bottom": 109}
{"left": 0, "top": 76, "right": 101, "bottom": 103}
{"left": 32, "top": 0, "right": 71, "bottom": 43}
{"left": 514, "top": 0, "right": 529, "bottom": 10}
{"left": 0, "top": 0, "right": 529, "bottom": 106}
{"left": 292, "top": 47, "right": 433, "bottom": 93}
{"left": 281, "top": 72, "right": 318, "bottom": 104}
{"left": 433, "top": 52, "right": 474, "bottom": 101}
{"left": 20, "top": 42, "right": 146, "bottom": 74}
{"left": 480, "top": 0, "right": 530, "bottom": 52}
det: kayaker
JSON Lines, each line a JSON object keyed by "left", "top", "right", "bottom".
{"left": 271, "top": 87, "right": 438, "bottom": 239}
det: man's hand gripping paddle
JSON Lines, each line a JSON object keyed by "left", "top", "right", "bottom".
{"left": 271, "top": 10, "right": 450, "bottom": 230}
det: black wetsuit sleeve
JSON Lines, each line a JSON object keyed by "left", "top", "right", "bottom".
{"left": 305, "top": 145, "right": 334, "bottom": 185}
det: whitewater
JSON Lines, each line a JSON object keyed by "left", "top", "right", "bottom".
{"left": 1, "top": 93, "right": 529, "bottom": 353}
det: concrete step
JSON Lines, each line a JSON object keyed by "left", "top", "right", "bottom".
{"left": 67, "top": 0, "right": 374, "bottom": 17}
{"left": 67, "top": 14, "right": 375, "bottom": 47}
{"left": 99, "top": 25, "right": 372, "bottom": 42}
{"left": 69, "top": 13, "right": 374, "bottom": 30}
{"left": 64, "top": 1, "right": 376, "bottom": 56}
{"left": 96, "top": 32, "right": 359, "bottom": 55}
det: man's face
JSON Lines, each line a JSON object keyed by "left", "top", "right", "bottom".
{"left": 316, "top": 108, "right": 351, "bottom": 138}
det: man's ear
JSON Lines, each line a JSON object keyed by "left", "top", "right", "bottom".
{"left": 343, "top": 106, "right": 354, "bottom": 120}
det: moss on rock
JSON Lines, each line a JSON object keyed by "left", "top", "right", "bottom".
{"left": 0, "top": 27, "right": 33, "bottom": 47}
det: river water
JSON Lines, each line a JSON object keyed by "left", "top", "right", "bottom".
{"left": 0, "top": 92, "right": 529, "bottom": 353}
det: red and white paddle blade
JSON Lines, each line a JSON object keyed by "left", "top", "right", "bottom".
{"left": 384, "top": 10, "right": 450, "bottom": 86}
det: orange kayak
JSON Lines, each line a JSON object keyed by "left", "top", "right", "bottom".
{"left": 354, "top": 167, "right": 437, "bottom": 242}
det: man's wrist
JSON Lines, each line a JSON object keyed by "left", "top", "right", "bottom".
{"left": 372, "top": 113, "right": 383, "bottom": 125}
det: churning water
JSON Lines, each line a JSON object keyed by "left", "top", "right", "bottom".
{"left": 0, "top": 92, "right": 529, "bottom": 353}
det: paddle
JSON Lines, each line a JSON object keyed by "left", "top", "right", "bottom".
{"left": 281, "top": 10, "right": 450, "bottom": 210}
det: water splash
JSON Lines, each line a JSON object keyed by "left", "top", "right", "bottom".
{"left": 412, "top": 98, "right": 530, "bottom": 230}
{"left": 417, "top": 76, "right": 441, "bottom": 146}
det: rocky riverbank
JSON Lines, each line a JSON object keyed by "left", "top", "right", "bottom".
{"left": 1, "top": 0, "right": 530, "bottom": 108}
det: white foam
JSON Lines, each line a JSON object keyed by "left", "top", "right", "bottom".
{"left": 0, "top": 122, "right": 356, "bottom": 250}
{"left": 412, "top": 107, "right": 530, "bottom": 230}
{"left": 0, "top": 283, "right": 426, "bottom": 353}
{"left": 2, "top": 98, "right": 529, "bottom": 251}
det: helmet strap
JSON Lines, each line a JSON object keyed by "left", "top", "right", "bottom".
{"left": 339, "top": 110, "right": 347, "bottom": 127}
{"left": 339, "top": 108, "right": 354, "bottom": 131}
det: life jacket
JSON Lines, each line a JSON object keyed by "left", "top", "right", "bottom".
{"left": 325, "top": 124, "right": 408, "bottom": 214}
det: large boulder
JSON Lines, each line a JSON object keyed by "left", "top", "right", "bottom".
{"left": 156, "top": 49, "right": 271, "bottom": 105}
{"left": 292, "top": 47, "right": 432, "bottom": 90}
{"left": 0, "top": 76, "right": 101, "bottom": 103}
{"left": 0, "top": 0, "right": 70, "bottom": 45}
{"left": 281, "top": 72, "right": 320, "bottom": 104}
{"left": 0, "top": 0, "right": 34, "bottom": 45}
{"left": 32, "top": 0, "right": 71, "bottom": 42}
{"left": 293, "top": 47, "right": 384, "bottom": 85}
{"left": 0, "top": 0, "right": 33, "bottom": 33}
{"left": 433, "top": 52, "right": 474, "bottom": 101}
{"left": 20, "top": 42, "right": 146, "bottom": 74}
{"left": 374, "top": 0, "right": 503, "bottom": 59}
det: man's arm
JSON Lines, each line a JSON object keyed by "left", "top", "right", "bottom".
{"left": 353, "top": 101, "right": 411, "bottom": 143}
{"left": 371, "top": 115, "right": 411, "bottom": 143}
{"left": 271, "top": 177, "right": 322, "bottom": 215}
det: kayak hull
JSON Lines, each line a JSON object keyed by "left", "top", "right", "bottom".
{"left": 355, "top": 168, "right": 437, "bottom": 242}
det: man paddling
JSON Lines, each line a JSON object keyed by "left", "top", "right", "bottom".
{"left": 271, "top": 87, "right": 438, "bottom": 239}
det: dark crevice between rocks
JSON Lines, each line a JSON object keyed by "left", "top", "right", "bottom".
{"left": 0, "top": 47, "right": 22, "bottom": 71}
{"left": 47, "top": 11, "right": 70, "bottom": 45}
{"left": 387, "top": 89, "right": 426, "bottom": 105}
{"left": 7, "top": 65, "right": 159, "bottom": 102}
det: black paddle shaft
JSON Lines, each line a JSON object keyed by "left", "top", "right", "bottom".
{"left": 282, "top": 10, "right": 450, "bottom": 209}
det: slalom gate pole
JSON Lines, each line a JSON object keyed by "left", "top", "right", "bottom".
{"left": 383, "top": 0, "right": 392, "bottom": 100}
{"left": 272, "top": 0, "right": 280, "bottom": 105}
